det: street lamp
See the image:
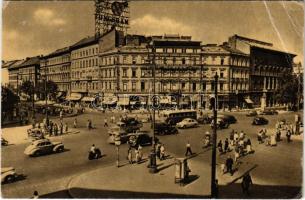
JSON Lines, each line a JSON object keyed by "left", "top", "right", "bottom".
{"left": 147, "top": 41, "right": 157, "bottom": 174}
{"left": 211, "top": 72, "right": 218, "bottom": 198}
{"left": 114, "top": 135, "right": 121, "bottom": 168}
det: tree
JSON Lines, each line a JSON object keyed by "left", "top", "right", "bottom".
{"left": 1, "top": 86, "right": 19, "bottom": 121}
{"left": 35, "top": 80, "right": 58, "bottom": 100}
{"left": 19, "top": 81, "right": 34, "bottom": 101}
{"left": 274, "top": 73, "right": 303, "bottom": 110}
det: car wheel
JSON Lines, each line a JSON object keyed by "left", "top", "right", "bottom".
{"left": 5, "top": 175, "right": 15, "bottom": 183}
{"left": 56, "top": 146, "right": 64, "bottom": 153}
{"left": 33, "top": 151, "right": 41, "bottom": 157}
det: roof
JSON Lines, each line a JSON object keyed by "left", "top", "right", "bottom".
{"left": 232, "top": 34, "right": 273, "bottom": 47}
{"left": 221, "top": 45, "right": 248, "bottom": 56}
{"left": 250, "top": 44, "right": 296, "bottom": 57}
{"left": 19, "top": 56, "right": 40, "bottom": 67}
{"left": 2, "top": 60, "right": 19, "bottom": 69}
{"left": 152, "top": 40, "right": 201, "bottom": 47}
{"left": 8, "top": 59, "right": 26, "bottom": 70}
{"left": 71, "top": 35, "right": 99, "bottom": 50}
{"left": 44, "top": 47, "right": 70, "bottom": 59}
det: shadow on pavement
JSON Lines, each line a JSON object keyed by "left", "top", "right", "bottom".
{"left": 157, "top": 163, "right": 174, "bottom": 172}
{"left": 219, "top": 183, "right": 302, "bottom": 199}
{"left": 67, "top": 188, "right": 209, "bottom": 199}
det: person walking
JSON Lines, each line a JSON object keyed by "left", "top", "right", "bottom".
{"left": 32, "top": 191, "right": 39, "bottom": 199}
{"left": 73, "top": 118, "right": 77, "bottom": 128}
{"left": 160, "top": 144, "right": 165, "bottom": 160}
{"left": 59, "top": 109, "right": 63, "bottom": 121}
{"left": 234, "top": 131, "right": 239, "bottom": 144}
{"left": 64, "top": 122, "right": 68, "bottom": 133}
{"left": 185, "top": 141, "right": 193, "bottom": 156}
{"left": 104, "top": 118, "right": 108, "bottom": 127}
{"left": 246, "top": 138, "right": 253, "bottom": 154}
{"left": 135, "top": 149, "right": 140, "bottom": 164}
{"left": 241, "top": 173, "right": 253, "bottom": 195}
{"left": 87, "top": 120, "right": 92, "bottom": 130}
{"left": 59, "top": 122, "right": 63, "bottom": 135}
{"left": 217, "top": 140, "right": 223, "bottom": 154}
{"left": 226, "top": 156, "right": 234, "bottom": 176}
{"left": 127, "top": 147, "right": 133, "bottom": 164}
{"left": 156, "top": 143, "right": 161, "bottom": 159}
{"left": 230, "top": 130, "right": 234, "bottom": 141}
{"left": 286, "top": 129, "right": 292, "bottom": 143}
{"left": 54, "top": 123, "right": 58, "bottom": 136}
{"left": 224, "top": 138, "right": 229, "bottom": 153}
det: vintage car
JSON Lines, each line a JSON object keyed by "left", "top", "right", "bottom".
{"left": 1, "top": 167, "right": 17, "bottom": 184}
{"left": 176, "top": 118, "right": 198, "bottom": 129}
{"left": 154, "top": 122, "right": 178, "bottom": 135}
{"left": 197, "top": 115, "right": 212, "bottom": 124}
{"left": 107, "top": 126, "right": 130, "bottom": 144}
{"left": 27, "top": 128, "right": 45, "bottom": 140}
{"left": 210, "top": 118, "right": 230, "bottom": 129}
{"left": 24, "top": 139, "right": 64, "bottom": 157}
{"left": 117, "top": 117, "right": 143, "bottom": 133}
{"left": 246, "top": 110, "right": 258, "bottom": 117}
{"left": 252, "top": 117, "right": 269, "bottom": 125}
{"left": 128, "top": 131, "right": 154, "bottom": 148}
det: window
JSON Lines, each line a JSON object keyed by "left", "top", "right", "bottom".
{"left": 192, "top": 83, "right": 196, "bottom": 91}
{"left": 221, "top": 58, "right": 224, "bottom": 65}
{"left": 123, "top": 69, "right": 127, "bottom": 77}
{"left": 202, "top": 82, "right": 206, "bottom": 91}
{"left": 163, "top": 57, "right": 167, "bottom": 64}
{"left": 182, "top": 82, "right": 186, "bottom": 89}
{"left": 220, "top": 83, "right": 223, "bottom": 91}
{"left": 92, "top": 48, "right": 95, "bottom": 55}
{"left": 132, "top": 69, "right": 136, "bottom": 78}
{"left": 132, "top": 56, "right": 136, "bottom": 64}
{"left": 220, "top": 72, "right": 224, "bottom": 78}
{"left": 182, "top": 58, "right": 186, "bottom": 65}
{"left": 211, "top": 82, "right": 215, "bottom": 91}
{"left": 173, "top": 57, "right": 176, "bottom": 65}
{"left": 123, "top": 82, "right": 127, "bottom": 91}
{"left": 177, "top": 48, "right": 182, "bottom": 53}
{"left": 109, "top": 82, "right": 112, "bottom": 89}
{"left": 132, "top": 82, "right": 136, "bottom": 91}
{"left": 141, "top": 82, "right": 145, "bottom": 91}
{"left": 105, "top": 69, "right": 108, "bottom": 77}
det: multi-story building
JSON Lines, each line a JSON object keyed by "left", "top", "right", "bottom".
{"left": 201, "top": 44, "right": 250, "bottom": 109}
{"left": 70, "top": 36, "right": 100, "bottom": 98}
{"left": 40, "top": 47, "right": 71, "bottom": 97}
{"left": 8, "top": 59, "right": 26, "bottom": 90}
{"left": 3, "top": 60, "right": 19, "bottom": 87}
{"left": 228, "top": 34, "right": 296, "bottom": 108}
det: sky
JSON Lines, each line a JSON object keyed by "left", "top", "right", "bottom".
{"left": 2, "top": 1, "right": 304, "bottom": 64}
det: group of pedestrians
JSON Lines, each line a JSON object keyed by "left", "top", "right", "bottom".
{"left": 127, "top": 145, "right": 143, "bottom": 164}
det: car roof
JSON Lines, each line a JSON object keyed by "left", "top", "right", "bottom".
{"left": 32, "top": 139, "right": 50, "bottom": 145}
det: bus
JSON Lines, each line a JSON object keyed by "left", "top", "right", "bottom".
{"left": 159, "top": 110, "right": 197, "bottom": 125}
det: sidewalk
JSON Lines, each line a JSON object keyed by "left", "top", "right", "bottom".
{"left": 68, "top": 151, "right": 255, "bottom": 198}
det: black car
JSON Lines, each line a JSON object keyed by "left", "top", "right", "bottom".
{"left": 154, "top": 122, "right": 178, "bottom": 135}
{"left": 128, "top": 131, "right": 154, "bottom": 147}
{"left": 252, "top": 117, "right": 268, "bottom": 125}
{"left": 219, "top": 114, "right": 237, "bottom": 124}
{"left": 197, "top": 115, "right": 212, "bottom": 124}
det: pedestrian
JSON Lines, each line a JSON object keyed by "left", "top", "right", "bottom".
{"left": 234, "top": 131, "right": 239, "bottom": 144}
{"left": 127, "top": 147, "right": 133, "bottom": 164}
{"left": 59, "top": 122, "right": 63, "bottom": 135}
{"left": 138, "top": 145, "right": 143, "bottom": 160}
{"left": 73, "top": 118, "right": 77, "bottom": 128}
{"left": 59, "top": 109, "right": 63, "bottom": 120}
{"left": 135, "top": 149, "right": 140, "bottom": 164}
{"left": 234, "top": 146, "right": 240, "bottom": 162}
{"left": 286, "top": 129, "right": 292, "bottom": 143}
{"left": 217, "top": 140, "right": 223, "bottom": 154}
{"left": 87, "top": 120, "right": 92, "bottom": 130}
{"left": 104, "top": 118, "right": 108, "bottom": 127}
{"left": 32, "top": 191, "right": 39, "bottom": 199}
{"left": 160, "top": 144, "right": 165, "bottom": 160}
{"left": 230, "top": 130, "right": 234, "bottom": 141}
{"left": 224, "top": 138, "right": 229, "bottom": 152}
{"left": 246, "top": 138, "right": 253, "bottom": 154}
{"left": 64, "top": 122, "right": 68, "bottom": 133}
{"left": 54, "top": 123, "right": 58, "bottom": 136}
{"left": 220, "top": 163, "right": 226, "bottom": 175}
{"left": 226, "top": 156, "right": 234, "bottom": 176}
{"left": 239, "top": 130, "right": 245, "bottom": 140}
{"left": 257, "top": 131, "right": 263, "bottom": 144}
{"left": 276, "top": 129, "right": 281, "bottom": 141}
{"left": 112, "top": 115, "right": 116, "bottom": 123}
{"left": 241, "top": 173, "right": 253, "bottom": 195}
{"left": 156, "top": 143, "right": 161, "bottom": 159}
{"left": 185, "top": 141, "right": 193, "bottom": 156}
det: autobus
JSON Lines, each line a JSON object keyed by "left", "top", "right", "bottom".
{"left": 159, "top": 110, "right": 197, "bottom": 125}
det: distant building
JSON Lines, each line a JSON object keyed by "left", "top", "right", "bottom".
{"left": 2, "top": 60, "right": 19, "bottom": 86}
{"left": 40, "top": 47, "right": 71, "bottom": 98}
{"left": 228, "top": 34, "right": 296, "bottom": 108}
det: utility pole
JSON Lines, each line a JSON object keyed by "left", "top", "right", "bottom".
{"left": 211, "top": 72, "right": 218, "bottom": 198}
{"left": 297, "top": 63, "right": 301, "bottom": 111}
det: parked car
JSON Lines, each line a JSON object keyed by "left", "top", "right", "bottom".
{"left": 1, "top": 167, "right": 17, "bottom": 184}
{"left": 24, "top": 139, "right": 64, "bottom": 157}
{"left": 252, "top": 117, "right": 269, "bottom": 125}
{"left": 154, "top": 122, "right": 178, "bottom": 135}
{"left": 197, "top": 115, "right": 212, "bottom": 124}
{"left": 27, "top": 128, "right": 45, "bottom": 140}
{"left": 210, "top": 118, "right": 229, "bottom": 129}
{"left": 128, "top": 131, "right": 154, "bottom": 147}
{"left": 258, "top": 109, "right": 278, "bottom": 115}
{"left": 107, "top": 126, "right": 129, "bottom": 144}
{"left": 246, "top": 110, "right": 258, "bottom": 117}
{"left": 176, "top": 118, "right": 198, "bottom": 129}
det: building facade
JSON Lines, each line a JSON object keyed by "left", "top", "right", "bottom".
{"left": 40, "top": 47, "right": 71, "bottom": 95}
{"left": 70, "top": 36, "right": 100, "bottom": 97}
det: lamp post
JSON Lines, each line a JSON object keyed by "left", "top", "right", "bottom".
{"left": 211, "top": 72, "right": 218, "bottom": 198}
{"left": 114, "top": 135, "right": 121, "bottom": 168}
{"left": 147, "top": 41, "right": 157, "bottom": 174}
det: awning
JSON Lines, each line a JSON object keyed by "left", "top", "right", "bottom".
{"left": 66, "top": 93, "right": 82, "bottom": 101}
{"left": 35, "top": 100, "right": 56, "bottom": 106}
{"left": 117, "top": 98, "right": 130, "bottom": 106}
{"left": 245, "top": 98, "right": 254, "bottom": 104}
{"left": 81, "top": 97, "right": 96, "bottom": 102}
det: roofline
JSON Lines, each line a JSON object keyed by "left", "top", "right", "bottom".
{"left": 251, "top": 45, "right": 296, "bottom": 57}
{"left": 232, "top": 34, "right": 273, "bottom": 47}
